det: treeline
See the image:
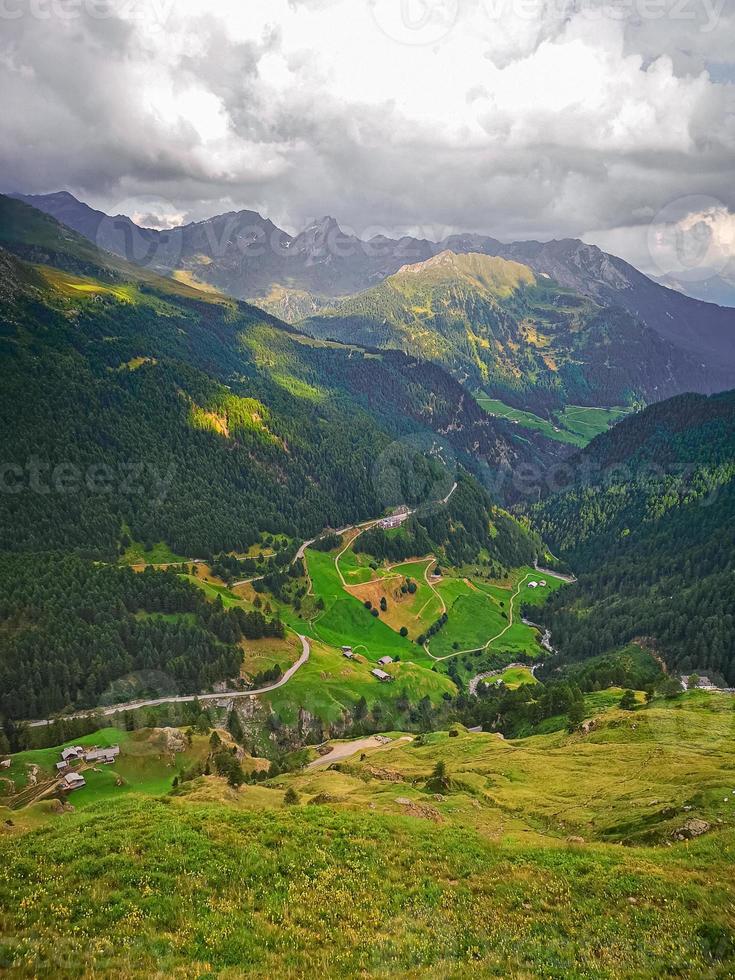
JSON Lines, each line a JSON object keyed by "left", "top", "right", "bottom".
{"left": 0, "top": 555, "right": 283, "bottom": 720}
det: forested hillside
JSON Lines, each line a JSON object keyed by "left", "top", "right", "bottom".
{"left": 0, "top": 555, "right": 287, "bottom": 720}
{"left": 531, "top": 391, "right": 735, "bottom": 684}
{"left": 0, "top": 196, "right": 551, "bottom": 559}
{"left": 300, "top": 251, "right": 715, "bottom": 414}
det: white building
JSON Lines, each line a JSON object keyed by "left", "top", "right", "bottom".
{"left": 371, "top": 669, "right": 392, "bottom": 682}
{"left": 378, "top": 656, "right": 393, "bottom": 666}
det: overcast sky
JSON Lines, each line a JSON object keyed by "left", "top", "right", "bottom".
{"left": 1, "top": 0, "right": 734, "bottom": 279}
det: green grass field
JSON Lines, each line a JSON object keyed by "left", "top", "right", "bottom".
{"left": 263, "top": 639, "right": 455, "bottom": 725}
{"left": 0, "top": 728, "right": 210, "bottom": 804}
{"left": 3, "top": 693, "right": 735, "bottom": 976}
{"left": 427, "top": 569, "right": 565, "bottom": 659}
{"left": 305, "top": 549, "right": 423, "bottom": 662}
{"left": 556, "top": 404, "right": 633, "bottom": 442}
{"left": 475, "top": 394, "right": 582, "bottom": 445}
{"left": 475, "top": 394, "right": 633, "bottom": 448}
{"left": 121, "top": 539, "right": 188, "bottom": 566}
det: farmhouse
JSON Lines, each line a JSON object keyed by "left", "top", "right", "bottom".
{"left": 56, "top": 761, "right": 69, "bottom": 772}
{"left": 528, "top": 582, "right": 538, "bottom": 589}
{"left": 61, "top": 746, "right": 85, "bottom": 762}
{"left": 378, "top": 656, "right": 393, "bottom": 666}
{"left": 539, "top": 580, "right": 547, "bottom": 587}
{"left": 342, "top": 646, "right": 354, "bottom": 659}
{"left": 0, "top": 759, "right": 10, "bottom": 769}
{"left": 61, "top": 772, "right": 86, "bottom": 792}
{"left": 85, "top": 745, "right": 120, "bottom": 764}
{"left": 371, "top": 668, "right": 392, "bottom": 683}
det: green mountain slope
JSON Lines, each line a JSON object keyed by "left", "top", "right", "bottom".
{"left": 530, "top": 390, "right": 735, "bottom": 684}
{"left": 0, "top": 196, "right": 553, "bottom": 559}
{"left": 300, "top": 251, "right": 713, "bottom": 415}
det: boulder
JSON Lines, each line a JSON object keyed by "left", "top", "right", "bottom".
{"left": 671, "top": 818, "right": 710, "bottom": 841}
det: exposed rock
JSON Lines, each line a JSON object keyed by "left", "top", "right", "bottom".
{"left": 49, "top": 799, "right": 74, "bottom": 815}
{"left": 671, "top": 818, "right": 710, "bottom": 841}
{"left": 365, "top": 766, "right": 405, "bottom": 782}
{"left": 160, "top": 727, "right": 189, "bottom": 754}
{"left": 567, "top": 835, "right": 585, "bottom": 844}
{"left": 308, "top": 792, "right": 342, "bottom": 805}
{"left": 395, "top": 798, "right": 442, "bottom": 822}
{"left": 580, "top": 719, "right": 598, "bottom": 735}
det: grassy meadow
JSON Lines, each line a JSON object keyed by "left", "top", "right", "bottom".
{"left": 475, "top": 394, "right": 633, "bottom": 448}
{"left": 2, "top": 693, "right": 735, "bottom": 977}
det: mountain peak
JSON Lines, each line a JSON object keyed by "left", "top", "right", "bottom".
{"left": 392, "top": 249, "right": 536, "bottom": 297}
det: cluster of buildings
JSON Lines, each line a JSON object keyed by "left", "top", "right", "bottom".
{"left": 56, "top": 744, "right": 121, "bottom": 792}
{"left": 527, "top": 579, "right": 547, "bottom": 589}
{"left": 378, "top": 508, "right": 410, "bottom": 530}
{"left": 371, "top": 658, "right": 394, "bottom": 682}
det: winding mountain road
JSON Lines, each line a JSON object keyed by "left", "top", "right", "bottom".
{"left": 27, "top": 634, "right": 311, "bottom": 729}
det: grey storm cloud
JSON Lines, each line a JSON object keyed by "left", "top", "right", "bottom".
{"left": 0, "top": 0, "right": 733, "bottom": 267}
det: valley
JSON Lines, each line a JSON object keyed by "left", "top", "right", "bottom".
{"left": 3, "top": 192, "right": 735, "bottom": 980}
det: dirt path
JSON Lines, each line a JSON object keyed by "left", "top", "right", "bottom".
{"left": 424, "top": 558, "right": 446, "bottom": 614}
{"left": 307, "top": 735, "right": 413, "bottom": 770}
{"left": 426, "top": 573, "right": 532, "bottom": 661}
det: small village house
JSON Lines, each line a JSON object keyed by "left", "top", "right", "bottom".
{"left": 371, "top": 668, "right": 392, "bottom": 682}
{"left": 61, "top": 772, "right": 86, "bottom": 792}
{"left": 84, "top": 745, "right": 120, "bottom": 765}
{"left": 378, "top": 656, "right": 393, "bottom": 666}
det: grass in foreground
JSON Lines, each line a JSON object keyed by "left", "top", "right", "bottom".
{"left": 3, "top": 693, "right": 735, "bottom": 977}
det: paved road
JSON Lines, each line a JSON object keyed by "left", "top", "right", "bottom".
{"left": 534, "top": 560, "right": 576, "bottom": 584}
{"left": 25, "top": 483, "right": 460, "bottom": 727}
{"left": 27, "top": 635, "right": 311, "bottom": 728}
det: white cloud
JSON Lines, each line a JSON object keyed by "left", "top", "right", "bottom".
{"left": 0, "top": 0, "right": 733, "bottom": 265}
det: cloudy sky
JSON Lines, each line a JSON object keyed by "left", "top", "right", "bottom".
{"left": 1, "top": 0, "right": 734, "bottom": 280}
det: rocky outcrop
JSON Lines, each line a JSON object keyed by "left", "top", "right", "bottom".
{"left": 671, "top": 818, "right": 710, "bottom": 841}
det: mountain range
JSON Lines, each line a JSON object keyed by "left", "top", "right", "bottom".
{"left": 298, "top": 250, "right": 721, "bottom": 414}
{"left": 0, "top": 193, "right": 554, "bottom": 560}
{"left": 14, "top": 191, "right": 735, "bottom": 392}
